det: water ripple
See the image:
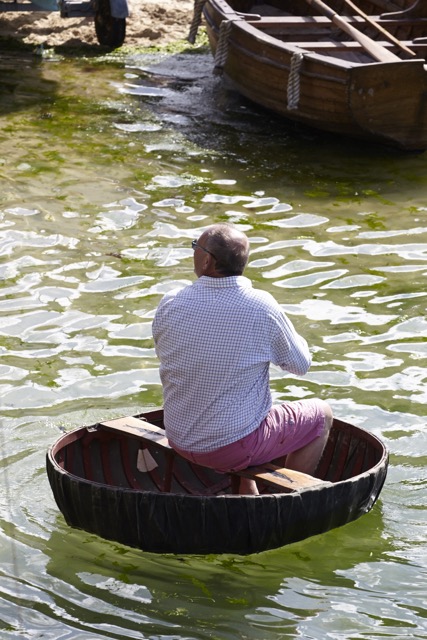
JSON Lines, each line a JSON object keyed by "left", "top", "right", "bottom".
{"left": 0, "top": 48, "right": 426, "bottom": 640}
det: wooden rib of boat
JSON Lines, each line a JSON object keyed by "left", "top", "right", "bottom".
{"left": 196, "top": 0, "right": 427, "bottom": 150}
{"left": 46, "top": 409, "right": 388, "bottom": 555}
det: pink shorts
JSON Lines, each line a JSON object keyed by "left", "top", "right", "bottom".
{"left": 172, "top": 399, "right": 328, "bottom": 473}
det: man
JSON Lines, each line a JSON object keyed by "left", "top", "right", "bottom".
{"left": 152, "top": 223, "right": 333, "bottom": 494}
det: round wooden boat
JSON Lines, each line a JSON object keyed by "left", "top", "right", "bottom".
{"left": 46, "top": 410, "right": 388, "bottom": 555}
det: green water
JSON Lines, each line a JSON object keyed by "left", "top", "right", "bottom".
{"left": 0, "top": 46, "right": 426, "bottom": 639}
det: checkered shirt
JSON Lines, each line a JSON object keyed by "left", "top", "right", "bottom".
{"left": 152, "top": 276, "right": 311, "bottom": 452}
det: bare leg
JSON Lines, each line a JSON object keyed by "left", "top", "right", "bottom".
{"left": 239, "top": 477, "right": 259, "bottom": 495}
{"left": 285, "top": 403, "right": 333, "bottom": 475}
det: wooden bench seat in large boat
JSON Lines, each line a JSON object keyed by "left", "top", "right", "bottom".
{"left": 245, "top": 14, "right": 427, "bottom": 27}
{"left": 290, "top": 39, "right": 427, "bottom": 52}
{"left": 243, "top": 15, "right": 427, "bottom": 56}
{"left": 99, "top": 416, "right": 328, "bottom": 494}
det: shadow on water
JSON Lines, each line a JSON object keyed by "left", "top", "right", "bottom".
{"left": 1, "top": 42, "right": 426, "bottom": 188}
{"left": 0, "top": 47, "right": 60, "bottom": 115}
{"left": 0, "top": 37, "right": 120, "bottom": 118}
{"left": 121, "top": 51, "right": 426, "bottom": 160}
{"left": 38, "top": 502, "right": 392, "bottom": 639}
{"left": 114, "top": 50, "right": 427, "bottom": 204}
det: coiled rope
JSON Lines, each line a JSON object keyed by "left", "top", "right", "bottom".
{"left": 287, "top": 52, "right": 304, "bottom": 111}
{"left": 188, "top": 0, "right": 206, "bottom": 44}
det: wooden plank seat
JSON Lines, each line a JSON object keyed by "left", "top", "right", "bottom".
{"left": 244, "top": 15, "right": 427, "bottom": 56}
{"left": 230, "top": 463, "right": 331, "bottom": 494}
{"left": 289, "top": 39, "right": 427, "bottom": 51}
{"left": 99, "top": 416, "right": 331, "bottom": 494}
{"left": 100, "top": 416, "right": 171, "bottom": 448}
{"left": 245, "top": 14, "right": 427, "bottom": 26}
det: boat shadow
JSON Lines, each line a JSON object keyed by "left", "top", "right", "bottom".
{"left": 43, "top": 500, "right": 391, "bottom": 636}
{"left": 123, "top": 50, "right": 418, "bottom": 162}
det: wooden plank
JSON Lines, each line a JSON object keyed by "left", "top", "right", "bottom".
{"left": 248, "top": 14, "right": 357, "bottom": 25}
{"left": 235, "top": 463, "right": 332, "bottom": 492}
{"left": 290, "top": 40, "right": 427, "bottom": 52}
{"left": 99, "top": 416, "right": 172, "bottom": 449}
{"left": 246, "top": 14, "right": 427, "bottom": 26}
{"left": 340, "top": 0, "right": 416, "bottom": 57}
{"left": 248, "top": 15, "right": 337, "bottom": 24}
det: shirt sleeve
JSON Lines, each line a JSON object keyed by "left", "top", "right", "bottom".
{"left": 269, "top": 309, "right": 312, "bottom": 376}
{"left": 152, "top": 292, "right": 173, "bottom": 351}
{"left": 152, "top": 288, "right": 181, "bottom": 346}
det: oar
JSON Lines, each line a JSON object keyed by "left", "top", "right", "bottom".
{"left": 304, "top": 0, "right": 401, "bottom": 62}
{"left": 342, "top": 0, "right": 417, "bottom": 57}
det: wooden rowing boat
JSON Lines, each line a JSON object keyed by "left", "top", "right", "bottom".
{"left": 192, "top": 0, "right": 427, "bottom": 150}
{"left": 46, "top": 409, "right": 388, "bottom": 554}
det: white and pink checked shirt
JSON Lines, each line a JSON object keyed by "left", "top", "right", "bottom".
{"left": 152, "top": 276, "right": 311, "bottom": 452}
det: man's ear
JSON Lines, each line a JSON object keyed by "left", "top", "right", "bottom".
{"left": 201, "top": 253, "right": 214, "bottom": 275}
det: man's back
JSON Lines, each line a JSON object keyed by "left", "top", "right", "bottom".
{"left": 153, "top": 275, "right": 311, "bottom": 452}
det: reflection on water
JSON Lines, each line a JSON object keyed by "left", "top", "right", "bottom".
{"left": 0, "top": 48, "right": 426, "bottom": 639}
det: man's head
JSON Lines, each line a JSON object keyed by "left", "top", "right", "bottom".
{"left": 193, "top": 223, "right": 250, "bottom": 278}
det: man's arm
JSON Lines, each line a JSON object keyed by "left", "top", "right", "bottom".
{"left": 270, "top": 312, "right": 312, "bottom": 376}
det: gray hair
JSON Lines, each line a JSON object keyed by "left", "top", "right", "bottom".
{"left": 204, "top": 224, "right": 249, "bottom": 276}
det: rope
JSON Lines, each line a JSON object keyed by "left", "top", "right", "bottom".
{"left": 213, "top": 19, "right": 234, "bottom": 75}
{"left": 287, "top": 52, "right": 304, "bottom": 111}
{"left": 187, "top": 0, "right": 206, "bottom": 44}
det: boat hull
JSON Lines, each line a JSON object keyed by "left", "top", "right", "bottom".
{"left": 46, "top": 412, "right": 388, "bottom": 555}
{"left": 202, "top": 0, "right": 427, "bottom": 150}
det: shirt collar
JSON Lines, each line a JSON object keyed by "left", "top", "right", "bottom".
{"left": 197, "top": 275, "right": 252, "bottom": 288}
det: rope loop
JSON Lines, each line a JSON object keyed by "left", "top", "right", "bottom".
{"left": 213, "top": 19, "right": 234, "bottom": 74}
{"left": 287, "top": 52, "right": 304, "bottom": 110}
{"left": 187, "top": 0, "right": 206, "bottom": 44}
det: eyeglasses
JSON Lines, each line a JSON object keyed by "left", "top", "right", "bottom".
{"left": 192, "top": 239, "right": 216, "bottom": 260}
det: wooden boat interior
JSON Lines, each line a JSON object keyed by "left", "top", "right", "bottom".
{"left": 52, "top": 411, "right": 387, "bottom": 497}
{"left": 213, "top": 0, "right": 427, "bottom": 63}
